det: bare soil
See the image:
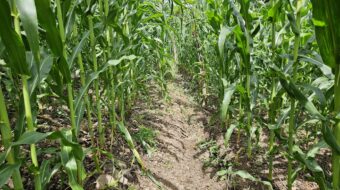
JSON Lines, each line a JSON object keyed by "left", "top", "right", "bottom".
{"left": 132, "top": 79, "right": 226, "bottom": 190}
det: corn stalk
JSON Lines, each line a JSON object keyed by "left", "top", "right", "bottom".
{"left": 311, "top": 0, "right": 340, "bottom": 188}
{"left": 0, "top": 83, "right": 24, "bottom": 190}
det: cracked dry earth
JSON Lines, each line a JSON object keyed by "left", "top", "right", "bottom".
{"left": 135, "top": 79, "right": 226, "bottom": 190}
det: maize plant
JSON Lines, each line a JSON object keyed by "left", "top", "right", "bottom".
{"left": 177, "top": 0, "right": 338, "bottom": 189}
{"left": 0, "top": 0, "right": 176, "bottom": 189}
{"left": 1, "top": 0, "right": 340, "bottom": 189}
{"left": 311, "top": 0, "right": 340, "bottom": 189}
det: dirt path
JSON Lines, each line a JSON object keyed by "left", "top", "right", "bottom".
{"left": 134, "top": 78, "right": 226, "bottom": 190}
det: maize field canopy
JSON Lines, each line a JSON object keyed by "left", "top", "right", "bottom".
{"left": 0, "top": 0, "right": 340, "bottom": 189}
